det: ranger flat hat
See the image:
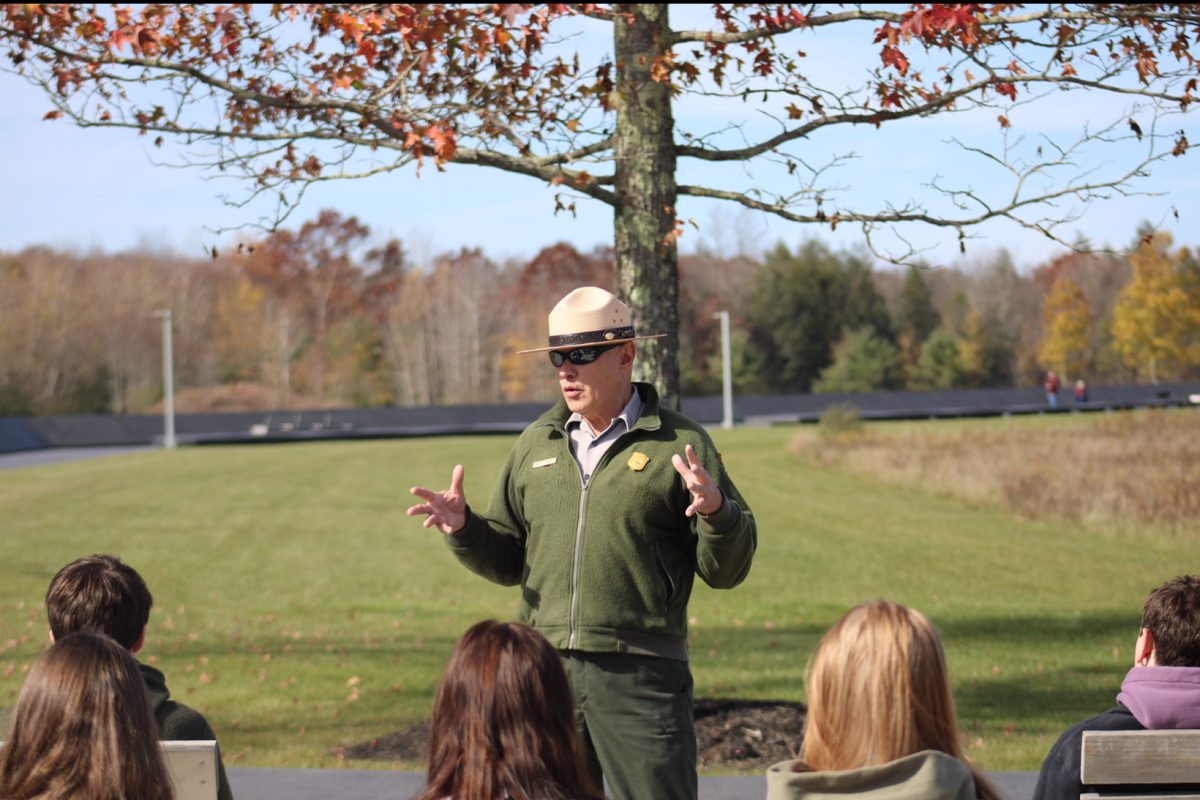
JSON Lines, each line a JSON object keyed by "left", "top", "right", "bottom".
{"left": 517, "top": 286, "right": 668, "bottom": 354}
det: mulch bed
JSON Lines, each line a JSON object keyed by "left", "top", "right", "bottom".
{"left": 339, "top": 698, "right": 806, "bottom": 771}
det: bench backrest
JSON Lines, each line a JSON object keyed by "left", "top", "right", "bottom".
{"left": 162, "top": 740, "right": 219, "bottom": 800}
{"left": 0, "top": 739, "right": 217, "bottom": 800}
{"left": 1081, "top": 730, "right": 1200, "bottom": 800}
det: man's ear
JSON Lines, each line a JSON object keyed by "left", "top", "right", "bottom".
{"left": 621, "top": 342, "right": 637, "bottom": 369}
{"left": 1135, "top": 627, "right": 1156, "bottom": 666}
{"left": 48, "top": 630, "right": 55, "bottom": 645}
{"left": 131, "top": 626, "right": 146, "bottom": 655}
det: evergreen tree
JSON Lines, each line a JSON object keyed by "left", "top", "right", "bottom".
{"left": 909, "top": 328, "right": 964, "bottom": 390}
{"left": 814, "top": 328, "right": 904, "bottom": 394}
{"left": 896, "top": 265, "right": 941, "bottom": 365}
{"left": 746, "top": 241, "right": 891, "bottom": 393}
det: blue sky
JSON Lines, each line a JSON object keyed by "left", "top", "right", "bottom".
{"left": 1, "top": 8, "right": 1196, "bottom": 271}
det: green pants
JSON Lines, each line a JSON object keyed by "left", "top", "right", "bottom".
{"left": 561, "top": 650, "right": 697, "bottom": 800}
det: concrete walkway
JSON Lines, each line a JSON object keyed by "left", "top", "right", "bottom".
{"left": 227, "top": 767, "right": 1040, "bottom": 800}
{"left": 0, "top": 445, "right": 150, "bottom": 470}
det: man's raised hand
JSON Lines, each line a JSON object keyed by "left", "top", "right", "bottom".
{"left": 407, "top": 464, "right": 468, "bottom": 534}
{"left": 671, "top": 444, "right": 723, "bottom": 518}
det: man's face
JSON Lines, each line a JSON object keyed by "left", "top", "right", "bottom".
{"left": 554, "top": 342, "right": 635, "bottom": 426}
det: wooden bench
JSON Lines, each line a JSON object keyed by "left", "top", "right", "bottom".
{"left": 0, "top": 739, "right": 216, "bottom": 800}
{"left": 161, "top": 740, "right": 219, "bottom": 800}
{"left": 1081, "top": 730, "right": 1200, "bottom": 799}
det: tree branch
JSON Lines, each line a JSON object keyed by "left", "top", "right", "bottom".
{"left": 671, "top": 9, "right": 903, "bottom": 45}
{"left": 451, "top": 147, "right": 617, "bottom": 205}
{"left": 677, "top": 70, "right": 1190, "bottom": 163}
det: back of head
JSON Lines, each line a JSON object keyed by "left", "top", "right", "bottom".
{"left": 0, "top": 632, "right": 173, "bottom": 800}
{"left": 418, "top": 620, "right": 601, "bottom": 800}
{"left": 802, "top": 600, "right": 961, "bottom": 771}
{"left": 1143, "top": 575, "right": 1200, "bottom": 666}
{"left": 46, "top": 554, "right": 152, "bottom": 650}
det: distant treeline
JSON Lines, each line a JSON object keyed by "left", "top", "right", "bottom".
{"left": 2, "top": 210, "right": 1198, "bottom": 416}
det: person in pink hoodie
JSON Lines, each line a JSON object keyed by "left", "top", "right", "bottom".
{"left": 1032, "top": 575, "right": 1200, "bottom": 800}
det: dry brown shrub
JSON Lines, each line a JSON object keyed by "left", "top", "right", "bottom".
{"left": 789, "top": 409, "right": 1200, "bottom": 533}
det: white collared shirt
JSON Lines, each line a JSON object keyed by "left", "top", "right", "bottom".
{"left": 565, "top": 387, "right": 643, "bottom": 487}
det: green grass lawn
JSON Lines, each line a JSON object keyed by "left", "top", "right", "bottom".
{"left": 0, "top": 422, "right": 1188, "bottom": 772}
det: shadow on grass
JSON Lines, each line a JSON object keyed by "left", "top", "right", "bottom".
{"left": 939, "top": 610, "right": 1134, "bottom": 725}
{"left": 153, "top": 631, "right": 466, "bottom": 660}
{"left": 131, "top": 610, "right": 1137, "bottom": 767}
{"left": 686, "top": 610, "right": 1134, "bottom": 722}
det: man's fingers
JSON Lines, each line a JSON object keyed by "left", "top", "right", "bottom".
{"left": 685, "top": 443, "right": 701, "bottom": 469}
{"left": 410, "top": 485, "right": 441, "bottom": 503}
{"left": 671, "top": 453, "right": 690, "bottom": 478}
{"left": 674, "top": 453, "right": 711, "bottom": 489}
{"left": 449, "top": 464, "right": 465, "bottom": 496}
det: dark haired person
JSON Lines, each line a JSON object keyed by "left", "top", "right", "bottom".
{"left": 409, "top": 287, "right": 757, "bottom": 800}
{"left": 0, "top": 632, "right": 174, "bottom": 800}
{"left": 40, "top": 554, "right": 233, "bottom": 800}
{"left": 1033, "top": 575, "right": 1200, "bottom": 800}
{"left": 416, "top": 620, "right": 605, "bottom": 800}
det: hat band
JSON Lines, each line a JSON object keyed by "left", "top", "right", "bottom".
{"left": 548, "top": 326, "right": 635, "bottom": 348}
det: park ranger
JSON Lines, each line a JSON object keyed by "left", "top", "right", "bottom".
{"left": 408, "top": 286, "right": 757, "bottom": 800}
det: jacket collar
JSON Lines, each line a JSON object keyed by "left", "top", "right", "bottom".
{"left": 537, "top": 381, "right": 663, "bottom": 434}
{"left": 1117, "top": 665, "right": 1200, "bottom": 729}
{"left": 765, "top": 751, "right": 977, "bottom": 800}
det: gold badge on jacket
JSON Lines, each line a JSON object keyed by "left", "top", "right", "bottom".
{"left": 627, "top": 452, "right": 650, "bottom": 471}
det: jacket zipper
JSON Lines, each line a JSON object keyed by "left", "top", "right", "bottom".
{"left": 568, "top": 475, "right": 588, "bottom": 649}
{"left": 566, "top": 421, "right": 641, "bottom": 650}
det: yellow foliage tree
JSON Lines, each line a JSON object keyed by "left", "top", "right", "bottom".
{"left": 498, "top": 331, "right": 560, "bottom": 403}
{"left": 1111, "top": 242, "right": 1200, "bottom": 383}
{"left": 1038, "top": 275, "right": 1092, "bottom": 379}
{"left": 213, "top": 276, "right": 269, "bottom": 383}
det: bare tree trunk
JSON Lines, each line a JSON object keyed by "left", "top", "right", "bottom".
{"left": 613, "top": 3, "right": 680, "bottom": 408}
{"left": 275, "top": 310, "right": 293, "bottom": 407}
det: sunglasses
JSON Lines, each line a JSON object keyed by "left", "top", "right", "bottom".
{"left": 548, "top": 344, "right": 618, "bottom": 367}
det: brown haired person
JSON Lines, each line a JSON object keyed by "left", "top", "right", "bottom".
{"left": 0, "top": 631, "right": 174, "bottom": 800}
{"left": 1033, "top": 575, "right": 1200, "bottom": 800}
{"left": 39, "top": 554, "right": 233, "bottom": 800}
{"left": 409, "top": 287, "right": 757, "bottom": 800}
{"left": 767, "top": 600, "right": 1002, "bottom": 800}
{"left": 415, "top": 620, "right": 605, "bottom": 800}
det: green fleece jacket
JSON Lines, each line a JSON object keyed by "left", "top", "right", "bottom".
{"left": 766, "top": 752, "right": 978, "bottom": 800}
{"left": 142, "top": 662, "right": 234, "bottom": 800}
{"left": 447, "top": 382, "right": 756, "bottom": 660}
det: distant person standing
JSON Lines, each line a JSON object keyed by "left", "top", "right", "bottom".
{"left": 1073, "top": 378, "right": 1088, "bottom": 404}
{"left": 1044, "top": 370, "right": 1060, "bottom": 407}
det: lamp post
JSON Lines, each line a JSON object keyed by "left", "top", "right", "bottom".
{"left": 152, "top": 309, "right": 176, "bottom": 449}
{"left": 712, "top": 310, "right": 733, "bottom": 429}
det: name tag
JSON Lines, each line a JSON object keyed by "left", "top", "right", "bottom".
{"left": 532, "top": 457, "right": 557, "bottom": 469}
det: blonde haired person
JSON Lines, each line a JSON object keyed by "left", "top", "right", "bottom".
{"left": 767, "top": 600, "right": 1002, "bottom": 800}
{"left": 0, "top": 632, "right": 174, "bottom": 800}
